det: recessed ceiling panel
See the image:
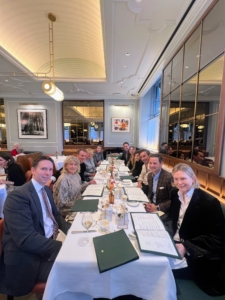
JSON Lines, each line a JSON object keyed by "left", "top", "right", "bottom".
{"left": 0, "top": 0, "right": 106, "bottom": 80}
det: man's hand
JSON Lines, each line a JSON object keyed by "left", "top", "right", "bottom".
{"left": 137, "top": 181, "right": 142, "bottom": 189}
{"left": 176, "top": 243, "right": 187, "bottom": 258}
{"left": 144, "top": 203, "right": 157, "bottom": 212}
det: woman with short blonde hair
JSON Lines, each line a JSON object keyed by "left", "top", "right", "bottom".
{"left": 53, "top": 155, "right": 86, "bottom": 217}
{"left": 172, "top": 163, "right": 199, "bottom": 189}
{"left": 168, "top": 163, "right": 225, "bottom": 295}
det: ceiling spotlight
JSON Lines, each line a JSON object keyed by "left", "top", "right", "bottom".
{"left": 198, "top": 125, "right": 204, "bottom": 129}
{"left": 126, "top": 53, "right": 130, "bottom": 56}
{"left": 124, "top": 65, "right": 127, "bottom": 68}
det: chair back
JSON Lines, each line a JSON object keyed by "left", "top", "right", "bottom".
{"left": 25, "top": 170, "right": 32, "bottom": 182}
{"left": 0, "top": 218, "right": 4, "bottom": 255}
{"left": 27, "top": 157, "right": 34, "bottom": 170}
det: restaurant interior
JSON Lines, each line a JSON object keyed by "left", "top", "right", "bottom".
{"left": 0, "top": 0, "right": 225, "bottom": 299}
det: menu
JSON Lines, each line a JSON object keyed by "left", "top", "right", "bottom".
{"left": 82, "top": 185, "right": 103, "bottom": 197}
{"left": 124, "top": 187, "right": 149, "bottom": 203}
{"left": 131, "top": 213, "right": 181, "bottom": 259}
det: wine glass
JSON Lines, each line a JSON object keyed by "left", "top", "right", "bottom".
{"left": 81, "top": 213, "right": 93, "bottom": 247}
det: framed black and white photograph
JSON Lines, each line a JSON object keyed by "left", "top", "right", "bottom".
{"left": 17, "top": 109, "right": 47, "bottom": 139}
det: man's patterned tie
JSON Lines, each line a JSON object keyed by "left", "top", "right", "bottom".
{"left": 41, "top": 187, "right": 59, "bottom": 240}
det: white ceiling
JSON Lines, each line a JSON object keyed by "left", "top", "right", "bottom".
{"left": 0, "top": 0, "right": 214, "bottom": 100}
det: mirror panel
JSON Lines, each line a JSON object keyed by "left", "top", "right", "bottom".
{"left": 171, "top": 47, "right": 183, "bottom": 92}
{"left": 160, "top": 0, "right": 225, "bottom": 173}
{"left": 183, "top": 25, "right": 201, "bottom": 82}
{"left": 162, "top": 62, "right": 172, "bottom": 98}
{"left": 63, "top": 100, "right": 104, "bottom": 146}
{"left": 200, "top": 0, "right": 225, "bottom": 69}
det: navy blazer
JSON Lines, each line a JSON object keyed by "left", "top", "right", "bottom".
{"left": 0, "top": 181, "right": 69, "bottom": 297}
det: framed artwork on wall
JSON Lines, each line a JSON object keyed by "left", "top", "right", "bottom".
{"left": 17, "top": 109, "right": 47, "bottom": 139}
{"left": 112, "top": 117, "right": 130, "bottom": 132}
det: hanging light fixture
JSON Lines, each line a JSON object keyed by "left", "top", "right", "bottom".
{"left": 94, "top": 123, "right": 98, "bottom": 129}
{"left": 42, "top": 13, "right": 64, "bottom": 101}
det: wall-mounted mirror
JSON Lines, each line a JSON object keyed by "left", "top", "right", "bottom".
{"left": 160, "top": 0, "right": 225, "bottom": 174}
{"left": 63, "top": 100, "right": 104, "bottom": 146}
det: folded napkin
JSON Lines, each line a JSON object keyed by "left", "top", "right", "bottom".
{"left": 70, "top": 199, "right": 99, "bottom": 212}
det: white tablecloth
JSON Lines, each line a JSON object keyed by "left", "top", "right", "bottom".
{"left": 0, "top": 184, "right": 7, "bottom": 218}
{"left": 43, "top": 207, "right": 176, "bottom": 300}
{"left": 51, "top": 156, "right": 67, "bottom": 171}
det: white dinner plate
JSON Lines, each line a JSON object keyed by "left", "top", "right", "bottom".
{"left": 127, "top": 201, "right": 139, "bottom": 207}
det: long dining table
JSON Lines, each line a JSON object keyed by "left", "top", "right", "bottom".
{"left": 43, "top": 163, "right": 177, "bottom": 300}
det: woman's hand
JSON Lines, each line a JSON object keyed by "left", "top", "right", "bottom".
{"left": 176, "top": 243, "right": 187, "bottom": 258}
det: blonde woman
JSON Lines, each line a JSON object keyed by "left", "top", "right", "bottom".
{"left": 126, "top": 146, "right": 136, "bottom": 170}
{"left": 168, "top": 163, "right": 225, "bottom": 296}
{"left": 84, "top": 148, "right": 96, "bottom": 182}
{"left": 53, "top": 156, "right": 86, "bottom": 217}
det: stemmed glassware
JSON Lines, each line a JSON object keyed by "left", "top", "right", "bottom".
{"left": 79, "top": 213, "right": 93, "bottom": 247}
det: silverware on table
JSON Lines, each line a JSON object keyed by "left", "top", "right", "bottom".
{"left": 71, "top": 230, "right": 97, "bottom": 234}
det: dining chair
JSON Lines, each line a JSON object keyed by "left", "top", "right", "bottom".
{"left": 25, "top": 170, "right": 32, "bottom": 182}
{"left": 0, "top": 219, "right": 46, "bottom": 300}
{"left": 27, "top": 157, "right": 34, "bottom": 170}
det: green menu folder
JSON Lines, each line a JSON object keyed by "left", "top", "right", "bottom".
{"left": 119, "top": 175, "right": 135, "bottom": 181}
{"left": 70, "top": 199, "right": 99, "bottom": 212}
{"left": 93, "top": 229, "right": 139, "bottom": 273}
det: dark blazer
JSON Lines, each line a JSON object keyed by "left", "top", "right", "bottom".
{"left": 147, "top": 169, "right": 173, "bottom": 213}
{"left": 6, "top": 163, "right": 26, "bottom": 186}
{"left": 120, "top": 150, "right": 131, "bottom": 165}
{"left": 170, "top": 188, "right": 225, "bottom": 258}
{"left": 169, "top": 188, "right": 225, "bottom": 295}
{"left": 0, "top": 181, "right": 70, "bottom": 297}
{"left": 79, "top": 162, "right": 86, "bottom": 182}
{"left": 132, "top": 160, "right": 144, "bottom": 178}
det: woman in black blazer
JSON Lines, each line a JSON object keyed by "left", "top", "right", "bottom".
{"left": 167, "top": 163, "right": 225, "bottom": 296}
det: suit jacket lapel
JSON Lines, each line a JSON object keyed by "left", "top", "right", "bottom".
{"left": 181, "top": 189, "right": 199, "bottom": 229}
{"left": 28, "top": 181, "right": 44, "bottom": 230}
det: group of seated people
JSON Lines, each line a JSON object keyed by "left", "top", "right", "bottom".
{"left": 0, "top": 143, "right": 224, "bottom": 298}
{"left": 159, "top": 142, "right": 214, "bottom": 167}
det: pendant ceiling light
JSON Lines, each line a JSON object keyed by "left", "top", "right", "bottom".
{"left": 42, "top": 13, "right": 64, "bottom": 101}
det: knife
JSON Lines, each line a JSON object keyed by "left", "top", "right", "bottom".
{"left": 71, "top": 230, "right": 97, "bottom": 234}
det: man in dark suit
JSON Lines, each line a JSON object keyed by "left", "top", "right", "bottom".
{"left": 0, "top": 156, "right": 70, "bottom": 297}
{"left": 120, "top": 142, "right": 131, "bottom": 165}
{"left": 145, "top": 154, "right": 173, "bottom": 213}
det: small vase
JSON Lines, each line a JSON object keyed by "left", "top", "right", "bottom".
{"left": 109, "top": 191, "right": 114, "bottom": 204}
